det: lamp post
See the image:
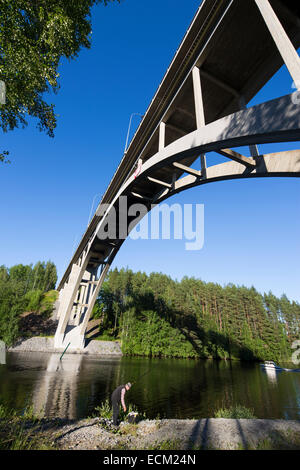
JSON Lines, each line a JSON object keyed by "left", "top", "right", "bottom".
{"left": 87, "top": 193, "right": 102, "bottom": 226}
{"left": 124, "top": 113, "right": 144, "bottom": 155}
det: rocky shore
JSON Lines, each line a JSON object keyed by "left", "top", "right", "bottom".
{"left": 31, "top": 417, "right": 300, "bottom": 450}
{"left": 8, "top": 336, "right": 122, "bottom": 356}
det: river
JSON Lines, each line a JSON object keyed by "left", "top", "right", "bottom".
{"left": 0, "top": 352, "right": 299, "bottom": 420}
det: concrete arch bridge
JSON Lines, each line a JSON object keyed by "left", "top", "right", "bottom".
{"left": 54, "top": 0, "right": 300, "bottom": 350}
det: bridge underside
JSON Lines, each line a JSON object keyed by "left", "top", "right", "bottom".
{"left": 54, "top": 0, "right": 300, "bottom": 351}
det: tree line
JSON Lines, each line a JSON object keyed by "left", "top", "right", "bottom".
{"left": 1, "top": 261, "right": 299, "bottom": 362}
{"left": 94, "top": 268, "right": 300, "bottom": 362}
{"left": 0, "top": 261, "right": 57, "bottom": 345}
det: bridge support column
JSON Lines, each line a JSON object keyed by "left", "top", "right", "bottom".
{"left": 159, "top": 122, "right": 166, "bottom": 152}
{"left": 73, "top": 266, "right": 98, "bottom": 326}
{"left": 239, "top": 96, "right": 260, "bottom": 158}
{"left": 255, "top": 0, "right": 300, "bottom": 87}
{"left": 54, "top": 253, "right": 92, "bottom": 350}
{"left": 192, "top": 66, "right": 207, "bottom": 177}
{"left": 79, "top": 262, "right": 113, "bottom": 342}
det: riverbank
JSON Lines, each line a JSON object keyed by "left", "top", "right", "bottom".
{"left": 3, "top": 417, "right": 300, "bottom": 450}
{"left": 8, "top": 336, "right": 122, "bottom": 356}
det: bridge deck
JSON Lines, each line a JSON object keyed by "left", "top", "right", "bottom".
{"left": 58, "top": 0, "right": 300, "bottom": 290}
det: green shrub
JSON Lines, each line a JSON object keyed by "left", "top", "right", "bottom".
{"left": 39, "top": 290, "right": 58, "bottom": 316}
{"left": 24, "top": 290, "right": 44, "bottom": 312}
{"left": 94, "top": 399, "right": 146, "bottom": 422}
{"left": 214, "top": 405, "right": 256, "bottom": 419}
{"left": 0, "top": 403, "right": 54, "bottom": 450}
{"left": 94, "top": 399, "right": 112, "bottom": 419}
{"left": 94, "top": 332, "right": 116, "bottom": 341}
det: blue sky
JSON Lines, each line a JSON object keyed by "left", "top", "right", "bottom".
{"left": 0, "top": 0, "right": 299, "bottom": 302}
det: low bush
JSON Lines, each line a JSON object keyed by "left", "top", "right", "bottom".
{"left": 214, "top": 405, "right": 256, "bottom": 419}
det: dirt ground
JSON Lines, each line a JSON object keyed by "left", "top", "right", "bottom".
{"left": 38, "top": 417, "right": 300, "bottom": 450}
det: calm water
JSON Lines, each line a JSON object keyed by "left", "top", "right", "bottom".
{"left": 0, "top": 352, "right": 299, "bottom": 420}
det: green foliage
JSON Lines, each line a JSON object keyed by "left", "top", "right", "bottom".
{"left": 122, "top": 310, "right": 199, "bottom": 358}
{"left": 91, "top": 299, "right": 104, "bottom": 320}
{"left": 94, "top": 399, "right": 112, "bottom": 419}
{"left": 96, "top": 268, "right": 300, "bottom": 362}
{"left": 0, "top": 150, "right": 10, "bottom": 164}
{"left": 39, "top": 290, "right": 58, "bottom": 315}
{"left": 94, "top": 399, "right": 146, "bottom": 422}
{"left": 24, "top": 289, "right": 44, "bottom": 312}
{"left": 94, "top": 330, "right": 116, "bottom": 341}
{"left": 0, "top": 261, "right": 58, "bottom": 345}
{"left": 0, "top": 0, "right": 119, "bottom": 150}
{"left": 0, "top": 402, "right": 54, "bottom": 450}
{"left": 148, "top": 439, "right": 183, "bottom": 451}
{"left": 119, "top": 403, "right": 146, "bottom": 422}
{"left": 214, "top": 405, "right": 256, "bottom": 419}
{"left": 0, "top": 280, "right": 24, "bottom": 346}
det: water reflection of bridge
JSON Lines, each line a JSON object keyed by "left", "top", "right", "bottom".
{"left": 32, "top": 354, "right": 123, "bottom": 419}
{"left": 32, "top": 354, "right": 82, "bottom": 419}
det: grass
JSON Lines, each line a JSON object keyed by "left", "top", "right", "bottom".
{"left": 214, "top": 404, "right": 256, "bottom": 419}
{"left": 148, "top": 439, "right": 183, "bottom": 450}
{"left": 94, "top": 399, "right": 112, "bottom": 419}
{"left": 0, "top": 403, "right": 56, "bottom": 450}
{"left": 119, "top": 423, "right": 138, "bottom": 437}
{"left": 93, "top": 399, "right": 146, "bottom": 422}
{"left": 1, "top": 399, "right": 298, "bottom": 451}
{"left": 247, "top": 429, "right": 300, "bottom": 450}
{"left": 93, "top": 335, "right": 119, "bottom": 342}
{"left": 40, "top": 290, "right": 58, "bottom": 313}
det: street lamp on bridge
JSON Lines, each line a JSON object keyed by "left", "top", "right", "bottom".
{"left": 124, "top": 112, "right": 144, "bottom": 155}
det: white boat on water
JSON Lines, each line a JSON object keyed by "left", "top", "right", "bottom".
{"left": 260, "top": 361, "right": 282, "bottom": 371}
{"left": 260, "top": 361, "right": 300, "bottom": 372}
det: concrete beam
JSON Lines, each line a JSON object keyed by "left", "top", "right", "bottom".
{"left": 159, "top": 122, "right": 166, "bottom": 152}
{"left": 79, "top": 250, "right": 119, "bottom": 339}
{"left": 173, "top": 161, "right": 202, "bottom": 177}
{"left": 200, "top": 155, "right": 207, "bottom": 179}
{"left": 255, "top": 0, "right": 300, "bottom": 87}
{"left": 192, "top": 66, "right": 207, "bottom": 179}
{"left": 239, "top": 96, "right": 259, "bottom": 157}
{"left": 147, "top": 176, "right": 172, "bottom": 188}
{"left": 131, "top": 191, "right": 153, "bottom": 201}
{"left": 138, "top": 94, "right": 300, "bottom": 178}
{"left": 80, "top": 280, "right": 99, "bottom": 285}
{"left": 170, "top": 150, "right": 300, "bottom": 197}
{"left": 216, "top": 148, "right": 256, "bottom": 168}
{"left": 192, "top": 66, "right": 206, "bottom": 129}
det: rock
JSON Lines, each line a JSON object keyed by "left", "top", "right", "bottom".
{"left": 8, "top": 337, "right": 122, "bottom": 356}
{"left": 127, "top": 412, "right": 140, "bottom": 424}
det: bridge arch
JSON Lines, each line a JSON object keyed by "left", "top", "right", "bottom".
{"left": 54, "top": 0, "right": 300, "bottom": 350}
{"left": 54, "top": 93, "right": 300, "bottom": 350}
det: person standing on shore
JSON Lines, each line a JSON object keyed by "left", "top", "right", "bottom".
{"left": 111, "top": 382, "right": 132, "bottom": 426}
